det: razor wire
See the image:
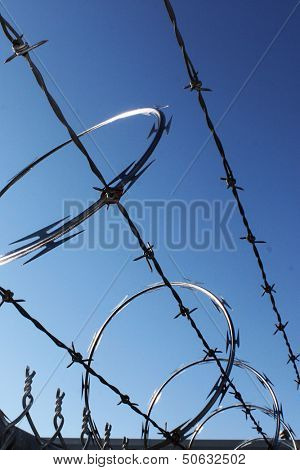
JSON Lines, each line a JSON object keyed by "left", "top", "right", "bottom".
{"left": 144, "top": 358, "right": 282, "bottom": 450}
{"left": 0, "top": 364, "right": 295, "bottom": 450}
{"left": 0, "top": 280, "right": 273, "bottom": 447}
{"left": 83, "top": 281, "right": 236, "bottom": 448}
{"left": 113, "top": 208, "right": 273, "bottom": 447}
{"left": 162, "top": 0, "right": 300, "bottom": 390}
{"left": 0, "top": 9, "right": 295, "bottom": 449}
{"left": 0, "top": 285, "right": 294, "bottom": 449}
{"left": 0, "top": 287, "right": 181, "bottom": 448}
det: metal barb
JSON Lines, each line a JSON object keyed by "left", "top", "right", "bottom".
{"left": 67, "top": 342, "right": 91, "bottom": 369}
{"left": 273, "top": 321, "right": 288, "bottom": 335}
{"left": 203, "top": 348, "right": 222, "bottom": 361}
{"left": 162, "top": 0, "right": 300, "bottom": 392}
{"left": 287, "top": 353, "right": 300, "bottom": 364}
{"left": 220, "top": 176, "right": 243, "bottom": 191}
{"left": 261, "top": 283, "right": 276, "bottom": 297}
{"left": 240, "top": 233, "right": 266, "bottom": 244}
{"left": 117, "top": 395, "right": 138, "bottom": 407}
{"left": 184, "top": 76, "right": 212, "bottom": 93}
{"left": 226, "top": 330, "right": 240, "bottom": 353}
{"left": 5, "top": 37, "right": 48, "bottom": 63}
{"left": 133, "top": 242, "right": 155, "bottom": 271}
{"left": 0, "top": 287, "right": 24, "bottom": 304}
{"left": 174, "top": 306, "right": 197, "bottom": 320}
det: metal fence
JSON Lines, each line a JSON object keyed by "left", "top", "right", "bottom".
{"left": 0, "top": 2, "right": 298, "bottom": 450}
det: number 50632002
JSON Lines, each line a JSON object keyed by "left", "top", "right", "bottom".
{"left": 182, "top": 453, "right": 246, "bottom": 465}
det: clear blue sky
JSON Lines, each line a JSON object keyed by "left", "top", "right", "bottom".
{"left": 0, "top": 0, "right": 299, "bottom": 442}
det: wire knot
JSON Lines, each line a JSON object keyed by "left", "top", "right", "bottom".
{"left": 117, "top": 394, "right": 138, "bottom": 407}
{"left": 261, "top": 283, "right": 276, "bottom": 296}
{"left": 240, "top": 233, "right": 265, "bottom": 244}
{"left": 67, "top": 342, "right": 90, "bottom": 368}
{"left": 220, "top": 176, "right": 243, "bottom": 191}
{"left": 273, "top": 321, "right": 288, "bottom": 335}
{"left": 174, "top": 305, "right": 197, "bottom": 319}
{"left": 287, "top": 353, "right": 300, "bottom": 365}
{"left": 12, "top": 36, "right": 27, "bottom": 54}
{"left": 203, "top": 347, "right": 222, "bottom": 361}
{"left": 1, "top": 289, "right": 14, "bottom": 303}
{"left": 184, "top": 76, "right": 212, "bottom": 92}
{"left": 5, "top": 36, "right": 48, "bottom": 63}
{"left": 252, "top": 422, "right": 263, "bottom": 434}
{"left": 133, "top": 243, "right": 154, "bottom": 271}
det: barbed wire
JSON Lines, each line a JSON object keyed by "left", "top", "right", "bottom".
{"left": 0, "top": 283, "right": 284, "bottom": 449}
{"left": 83, "top": 280, "right": 236, "bottom": 448}
{"left": 0, "top": 286, "right": 185, "bottom": 447}
{"left": 0, "top": 364, "right": 293, "bottom": 450}
{"left": 0, "top": 14, "right": 107, "bottom": 187}
{"left": 162, "top": 0, "right": 300, "bottom": 390}
{"left": 0, "top": 7, "right": 291, "bottom": 448}
{"left": 115, "top": 205, "right": 271, "bottom": 447}
{"left": 145, "top": 358, "right": 283, "bottom": 450}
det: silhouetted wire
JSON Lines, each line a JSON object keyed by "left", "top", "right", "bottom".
{"left": 0, "top": 10, "right": 276, "bottom": 447}
{"left": 0, "top": 287, "right": 186, "bottom": 448}
{"left": 162, "top": 0, "right": 300, "bottom": 390}
{"left": 0, "top": 14, "right": 107, "bottom": 187}
{"left": 116, "top": 204, "right": 271, "bottom": 447}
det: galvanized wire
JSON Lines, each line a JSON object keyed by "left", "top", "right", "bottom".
{"left": 0, "top": 287, "right": 184, "bottom": 447}
{"left": 0, "top": 14, "right": 107, "bottom": 187}
{"left": 0, "top": 8, "right": 289, "bottom": 448}
{"left": 115, "top": 206, "right": 271, "bottom": 447}
{"left": 162, "top": 0, "right": 300, "bottom": 390}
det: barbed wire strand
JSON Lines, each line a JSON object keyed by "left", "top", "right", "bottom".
{"left": 0, "top": 9, "right": 272, "bottom": 446}
{"left": 0, "top": 14, "right": 107, "bottom": 188}
{"left": 116, "top": 203, "right": 271, "bottom": 448}
{"left": 0, "top": 288, "right": 187, "bottom": 449}
{"left": 162, "top": 0, "right": 300, "bottom": 390}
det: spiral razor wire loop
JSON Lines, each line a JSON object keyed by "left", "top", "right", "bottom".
{"left": 83, "top": 282, "right": 273, "bottom": 448}
{"left": 143, "top": 358, "right": 281, "bottom": 449}
{"left": 0, "top": 9, "right": 296, "bottom": 449}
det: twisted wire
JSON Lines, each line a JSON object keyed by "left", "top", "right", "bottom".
{"left": 0, "top": 287, "right": 183, "bottom": 446}
{"left": 83, "top": 281, "right": 236, "bottom": 448}
{"left": 145, "top": 358, "right": 282, "bottom": 450}
{"left": 42, "top": 389, "right": 67, "bottom": 449}
{"left": 0, "top": 7, "right": 286, "bottom": 447}
{"left": 1, "top": 366, "right": 43, "bottom": 449}
{"left": 0, "top": 14, "right": 107, "bottom": 187}
{"left": 103, "top": 423, "right": 112, "bottom": 450}
{"left": 162, "top": 0, "right": 300, "bottom": 390}
{"left": 115, "top": 205, "right": 271, "bottom": 447}
{"left": 80, "top": 407, "right": 93, "bottom": 450}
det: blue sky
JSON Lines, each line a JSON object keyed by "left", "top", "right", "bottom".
{"left": 0, "top": 0, "right": 299, "bottom": 443}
